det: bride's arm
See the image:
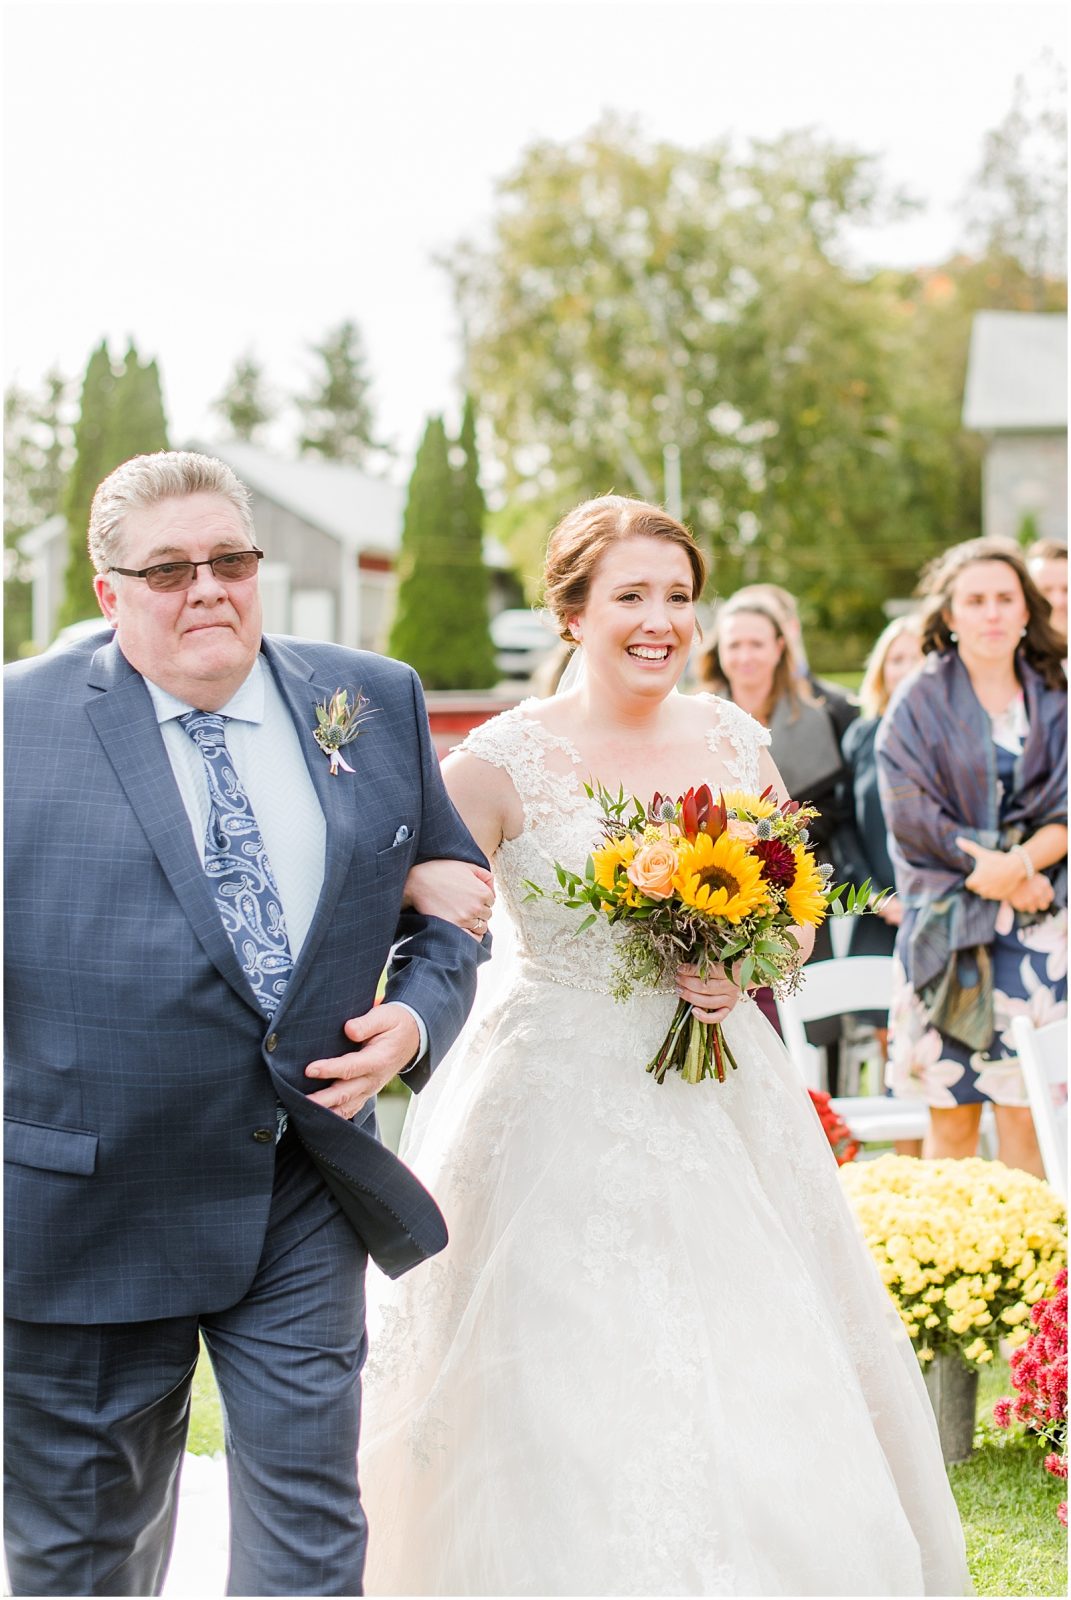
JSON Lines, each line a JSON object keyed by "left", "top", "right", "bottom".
{"left": 403, "top": 752, "right": 522, "bottom": 934}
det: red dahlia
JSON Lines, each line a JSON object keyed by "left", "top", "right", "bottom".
{"left": 752, "top": 837, "right": 796, "bottom": 888}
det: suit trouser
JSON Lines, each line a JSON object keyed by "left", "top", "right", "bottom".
{"left": 4, "top": 1129, "right": 369, "bottom": 1597}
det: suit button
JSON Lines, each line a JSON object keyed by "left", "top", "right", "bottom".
{"left": 265, "top": 1033, "right": 279, "bottom": 1053}
{"left": 252, "top": 1128, "right": 274, "bottom": 1143}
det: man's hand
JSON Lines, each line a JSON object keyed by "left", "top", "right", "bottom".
{"left": 304, "top": 1004, "right": 421, "bottom": 1119}
{"left": 875, "top": 893, "right": 904, "bottom": 927}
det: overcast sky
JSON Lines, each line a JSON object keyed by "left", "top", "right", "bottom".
{"left": 4, "top": 0, "right": 1066, "bottom": 472}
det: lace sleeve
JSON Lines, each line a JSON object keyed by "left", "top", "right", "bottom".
{"left": 701, "top": 695, "right": 771, "bottom": 792}
{"left": 456, "top": 702, "right": 579, "bottom": 831}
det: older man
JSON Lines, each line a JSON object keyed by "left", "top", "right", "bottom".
{"left": 4, "top": 451, "right": 489, "bottom": 1595}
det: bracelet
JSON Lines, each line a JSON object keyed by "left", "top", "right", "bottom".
{"left": 1012, "top": 844, "right": 1036, "bottom": 880}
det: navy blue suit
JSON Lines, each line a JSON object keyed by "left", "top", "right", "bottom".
{"left": 4, "top": 631, "right": 486, "bottom": 1594}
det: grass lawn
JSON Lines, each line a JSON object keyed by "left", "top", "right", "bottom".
{"left": 187, "top": 1350, "right": 1066, "bottom": 1594}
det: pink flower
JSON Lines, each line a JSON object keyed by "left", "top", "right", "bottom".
{"left": 993, "top": 1399, "right": 1013, "bottom": 1428}
{"left": 1057, "top": 1502, "right": 1067, "bottom": 1529}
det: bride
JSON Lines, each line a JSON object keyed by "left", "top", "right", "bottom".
{"left": 364, "top": 496, "right": 969, "bottom": 1597}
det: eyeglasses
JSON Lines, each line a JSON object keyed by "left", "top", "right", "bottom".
{"left": 109, "top": 549, "right": 264, "bottom": 593}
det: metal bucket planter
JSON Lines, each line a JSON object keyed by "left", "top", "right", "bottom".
{"left": 923, "top": 1349, "right": 980, "bottom": 1463}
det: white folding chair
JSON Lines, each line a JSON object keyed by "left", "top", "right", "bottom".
{"left": 1012, "top": 1015, "right": 1068, "bottom": 1197}
{"left": 776, "top": 956, "right": 930, "bottom": 1146}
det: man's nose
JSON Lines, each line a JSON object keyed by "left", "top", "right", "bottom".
{"left": 186, "top": 562, "right": 228, "bottom": 601}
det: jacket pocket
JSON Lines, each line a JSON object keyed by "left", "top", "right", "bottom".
{"left": 4, "top": 1118, "right": 98, "bottom": 1175}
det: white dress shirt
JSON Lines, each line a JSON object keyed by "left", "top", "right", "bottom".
{"left": 145, "top": 655, "right": 427, "bottom": 1059}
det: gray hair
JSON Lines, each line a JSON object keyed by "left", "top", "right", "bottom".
{"left": 87, "top": 451, "right": 256, "bottom": 572}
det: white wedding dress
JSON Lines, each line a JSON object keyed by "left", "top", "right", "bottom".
{"left": 360, "top": 698, "right": 970, "bottom": 1597}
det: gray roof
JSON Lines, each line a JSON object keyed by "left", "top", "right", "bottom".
{"left": 962, "top": 312, "right": 1068, "bottom": 432}
{"left": 195, "top": 440, "right": 406, "bottom": 555}
{"left": 195, "top": 439, "right": 513, "bottom": 569}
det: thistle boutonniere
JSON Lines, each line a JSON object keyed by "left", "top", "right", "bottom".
{"left": 312, "top": 689, "right": 375, "bottom": 775}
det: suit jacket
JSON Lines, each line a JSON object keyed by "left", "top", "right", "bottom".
{"left": 4, "top": 631, "right": 487, "bottom": 1324}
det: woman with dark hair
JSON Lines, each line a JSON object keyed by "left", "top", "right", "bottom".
{"left": 877, "top": 537, "right": 1067, "bottom": 1173}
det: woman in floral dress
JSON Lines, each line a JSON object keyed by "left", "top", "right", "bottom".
{"left": 877, "top": 538, "right": 1067, "bottom": 1173}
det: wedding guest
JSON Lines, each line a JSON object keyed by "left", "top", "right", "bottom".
{"left": 697, "top": 596, "right": 862, "bottom": 1083}
{"left": 1027, "top": 538, "right": 1068, "bottom": 641}
{"left": 843, "top": 613, "right": 923, "bottom": 1153}
{"left": 877, "top": 537, "right": 1067, "bottom": 1174}
{"left": 728, "top": 581, "right": 859, "bottom": 743}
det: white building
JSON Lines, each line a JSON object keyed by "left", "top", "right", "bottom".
{"left": 962, "top": 311, "right": 1067, "bottom": 545}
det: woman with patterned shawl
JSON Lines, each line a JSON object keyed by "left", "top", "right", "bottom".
{"left": 877, "top": 537, "right": 1067, "bottom": 1173}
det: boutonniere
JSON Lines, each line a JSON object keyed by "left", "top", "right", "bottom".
{"left": 312, "top": 689, "right": 375, "bottom": 775}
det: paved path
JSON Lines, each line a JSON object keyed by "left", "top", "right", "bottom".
{"left": 164, "top": 1454, "right": 229, "bottom": 1596}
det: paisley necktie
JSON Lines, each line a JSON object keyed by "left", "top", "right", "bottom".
{"left": 180, "top": 711, "right": 293, "bottom": 1018}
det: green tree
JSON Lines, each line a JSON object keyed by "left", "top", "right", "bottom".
{"left": 58, "top": 341, "right": 169, "bottom": 631}
{"left": 213, "top": 351, "right": 276, "bottom": 441}
{"left": 296, "top": 319, "right": 380, "bottom": 463}
{"left": 447, "top": 118, "right": 943, "bottom": 665}
{"left": 388, "top": 413, "right": 496, "bottom": 689}
{"left": 960, "top": 50, "right": 1067, "bottom": 298}
{"left": 4, "top": 368, "right": 73, "bottom": 657}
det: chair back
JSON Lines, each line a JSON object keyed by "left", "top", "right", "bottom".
{"left": 777, "top": 957, "right": 894, "bottom": 1089}
{"left": 1011, "top": 1016, "right": 1068, "bottom": 1197}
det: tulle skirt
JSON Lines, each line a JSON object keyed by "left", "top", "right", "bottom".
{"left": 360, "top": 978, "right": 969, "bottom": 1596}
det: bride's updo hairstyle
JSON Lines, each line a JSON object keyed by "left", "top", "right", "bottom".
{"left": 542, "top": 494, "right": 707, "bottom": 643}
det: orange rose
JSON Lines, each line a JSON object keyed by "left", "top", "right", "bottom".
{"left": 626, "top": 839, "right": 679, "bottom": 901}
{"left": 727, "top": 818, "right": 758, "bottom": 843}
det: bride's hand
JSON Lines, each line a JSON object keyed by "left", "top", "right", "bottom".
{"left": 404, "top": 860, "right": 495, "bottom": 938}
{"left": 675, "top": 963, "right": 742, "bottom": 1025}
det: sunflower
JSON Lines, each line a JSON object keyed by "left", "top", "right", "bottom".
{"left": 591, "top": 833, "right": 636, "bottom": 895}
{"left": 785, "top": 846, "right": 828, "bottom": 926}
{"left": 720, "top": 788, "right": 779, "bottom": 820}
{"left": 673, "top": 831, "right": 769, "bottom": 922}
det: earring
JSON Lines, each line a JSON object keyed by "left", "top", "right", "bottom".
{"left": 949, "top": 630, "right": 958, "bottom": 643}
{"left": 1021, "top": 627, "right": 1028, "bottom": 639}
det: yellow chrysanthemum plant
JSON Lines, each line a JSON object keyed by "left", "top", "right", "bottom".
{"left": 527, "top": 781, "right": 882, "bottom": 1086}
{"left": 841, "top": 1155, "right": 1067, "bottom": 1368}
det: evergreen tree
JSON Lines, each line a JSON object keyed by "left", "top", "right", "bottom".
{"left": 4, "top": 368, "right": 73, "bottom": 657}
{"left": 58, "top": 341, "right": 117, "bottom": 629}
{"left": 58, "top": 342, "right": 169, "bottom": 630}
{"left": 296, "top": 320, "right": 380, "bottom": 463}
{"left": 388, "top": 413, "right": 496, "bottom": 690}
{"left": 213, "top": 351, "right": 276, "bottom": 441}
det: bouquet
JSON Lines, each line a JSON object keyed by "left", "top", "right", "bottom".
{"left": 527, "top": 781, "right": 874, "bottom": 1085}
{"left": 840, "top": 1155, "right": 1067, "bottom": 1369}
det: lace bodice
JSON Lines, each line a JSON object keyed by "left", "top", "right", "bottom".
{"left": 457, "top": 695, "right": 770, "bottom": 994}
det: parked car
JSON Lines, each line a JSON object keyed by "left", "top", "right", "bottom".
{"left": 490, "top": 608, "right": 559, "bottom": 680}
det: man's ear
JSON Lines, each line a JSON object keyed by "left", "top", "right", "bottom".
{"left": 94, "top": 572, "right": 119, "bottom": 624}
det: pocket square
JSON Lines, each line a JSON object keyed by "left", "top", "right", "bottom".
{"left": 393, "top": 825, "right": 412, "bottom": 846}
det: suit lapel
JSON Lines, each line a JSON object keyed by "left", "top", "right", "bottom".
{"left": 84, "top": 640, "right": 263, "bottom": 1015}
{"left": 260, "top": 639, "right": 374, "bottom": 1010}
